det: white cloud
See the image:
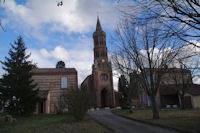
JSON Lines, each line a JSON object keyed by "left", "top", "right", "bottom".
{"left": 0, "top": 65, "right": 4, "bottom": 78}
{"left": 3, "top": 0, "right": 120, "bottom": 36}
{"left": 40, "top": 46, "right": 69, "bottom": 61}
{"left": 28, "top": 49, "right": 56, "bottom": 68}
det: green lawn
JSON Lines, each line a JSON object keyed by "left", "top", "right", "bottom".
{"left": 114, "top": 109, "right": 200, "bottom": 133}
{"left": 0, "top": 113, "right": 111, "bottom": 133}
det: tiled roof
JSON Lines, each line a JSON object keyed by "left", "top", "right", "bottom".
{"left": 144, "top": 68, "right": 191, "bottom": 73}
{"left": 160, "top": 85, "right": 178, "bottom": 95}
{"left": 185, "top": 84, "right": 200, "bottom": 95}
{"left": 160, "top": 84, "right": 200, "bottom": 95}
{"left": 32, "top": 68, "right": 77, "bottom": 75}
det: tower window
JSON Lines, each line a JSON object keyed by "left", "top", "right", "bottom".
{"left": 94, "top": 40, "right": 98, "bottom": 45}
{"left": 102, "top": 51, "right": 105, "bottom": 57}
{"left": 100, "top": 51, "right": 103, "bottom": 56}
{"left": 100, "top": 50, "right": 105, "bottom": 57}
{"left": 100, "top": 40, "right": 103, "bottom": 45}
{"left": 96, "top": 52, "right": 99, "bottom": 57}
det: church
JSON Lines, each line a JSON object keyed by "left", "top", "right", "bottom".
{"left": 81, "top": 17, "right": 115, "bottom": 108}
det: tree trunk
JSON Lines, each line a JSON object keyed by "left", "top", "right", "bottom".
{"left": 180, "top": 95, "right": 185, "bottom": 110}
{"left": 150, "top": 95, "right": 160, "bottom": 119}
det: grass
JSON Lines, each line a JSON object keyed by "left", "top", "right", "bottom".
{"left": 0, "top": 112, "right": 8, "bottom": 116}
{"left": 0, "top": 113, "right": 111, "bottom": 133}
{"left": 114, "top": 109, "right": 200, "bottom": 133}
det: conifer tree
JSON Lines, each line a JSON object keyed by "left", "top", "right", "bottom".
{"left": 0, "top": 36, "right": 38, "bottom": 115}
{"left": 118, "top": 75, "right": 129, "bottom": 108}
{"left": 118, "top": 73, "right": 139, "bottom": 109}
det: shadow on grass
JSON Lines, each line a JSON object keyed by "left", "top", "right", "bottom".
{"left": 114, "top": 109, "right": 200, "bottom": 133}
{"left": 0, "top": 113, "right": 111, "bottom": 133}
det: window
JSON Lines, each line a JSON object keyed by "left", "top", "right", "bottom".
{"left": 142, "top": 93, "right": 145, "bottom": 103}
{"left": 147, "top": 95, "right": 150, "bottom": 106}
{"left": 100, "top": 73, "right": 108, "bottom": 81}
{"left": 95, "top": 51, "right": 99, "bottom": 57}
{"left": 61, "top": 77, "right": 67, "bottom": 88}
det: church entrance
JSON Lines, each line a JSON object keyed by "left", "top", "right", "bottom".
{"left": 101, "top": 88, "right": 107, "bottom": 107}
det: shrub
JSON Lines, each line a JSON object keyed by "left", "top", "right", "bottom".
{"left": 64, "top": 88, "right": 89, "bottom": 121}
{"left": 0, "top": 115, "right": 16, "bottom": 123}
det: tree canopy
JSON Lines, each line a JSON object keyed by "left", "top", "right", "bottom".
{"left": 0, "top": 36, "right": 38, "bottom": 116}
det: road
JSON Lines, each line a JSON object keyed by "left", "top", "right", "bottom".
{"left": 88, "top": 109, "right": 180, "bottom": 133}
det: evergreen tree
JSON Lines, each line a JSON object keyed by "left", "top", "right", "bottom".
{"left": 0, "top": 36, "right": 38, "bottom": 115}
{"left": 118, "top": 75, "right": 129, "bottom": 108}
{"left": 118, "top": 73, "right": 139, "bottom": 109}
{"left": 128, "top": 72, "right": 139, "bottom": 100}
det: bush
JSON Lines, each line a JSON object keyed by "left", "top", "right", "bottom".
{"left": 0, "top": 115, "right": 16, "bottom": 123}
{"left": 64, "top": 88, "right": 89, "bottom": 121}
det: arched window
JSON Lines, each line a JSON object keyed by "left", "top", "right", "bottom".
{"left": 96, "top": 52, "right": 99, "bottom": 57}
{"left": 102, "top": 51, "right": 105, "bottom": 57}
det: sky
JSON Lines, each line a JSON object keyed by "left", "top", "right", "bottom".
{"left": 1, "top": 0, "right": 200, "bottom": 90}
{"left": 0, "top": 0, "right": 123, "bottom": 89}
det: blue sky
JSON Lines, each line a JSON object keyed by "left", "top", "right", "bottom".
{"left": 0, "top": 0, "right": 122, "bottom": 89}
{"left": 1, "top": 0, "right": 200, "bottom": 89}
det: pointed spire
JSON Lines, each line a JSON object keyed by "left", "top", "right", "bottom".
{"left": 96, "top": 17, "right": 102, "bottom": 31}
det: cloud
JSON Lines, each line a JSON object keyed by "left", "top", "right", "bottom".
{"left": 0, "top": 65, "right": 4, "bottom": 78}
{"left": 40, "top": 46, "right": 69, "bottom": 61}
{"left": 3, "top": 0, "right": 120, "bottom": 36}
{"left": 28, "top": 49, "right": 56, "bottom": 68}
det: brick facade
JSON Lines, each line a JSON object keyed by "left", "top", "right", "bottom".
{"left": 32, "top": 68, "right": 78, "bottom": 114}
{"left": 81, "top": 18, "right": 115, "bottom": 108}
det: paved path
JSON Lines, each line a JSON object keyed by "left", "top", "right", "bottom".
{"left": 88, "top": 109, "right": 179, "bottom": 133}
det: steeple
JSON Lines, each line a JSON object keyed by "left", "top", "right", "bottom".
{"left": 96, "top": 17, "right": 102, "bottom": 31}
{"left": 93, "top": 16, "right": 108, "bottom": 67}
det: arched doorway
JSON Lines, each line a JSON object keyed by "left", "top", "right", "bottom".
{"left": 101, "top": 88, "right": 107, "bottom": 107}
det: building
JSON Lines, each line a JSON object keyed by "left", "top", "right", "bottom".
{"left": 32, "top": 68, "right": 78, "bottom": 114}
{"left": 81, "top": 17, "right": 115, "bottom": 108}
{"left": 134, "top": 68, "right": 200, "bottom": 108}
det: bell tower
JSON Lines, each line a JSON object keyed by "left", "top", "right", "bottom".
{"left": 93, "top": 17, "right": 108, "bottom": 65}
{"left": 92, "top": 17, "right": 114, "bottom": 108}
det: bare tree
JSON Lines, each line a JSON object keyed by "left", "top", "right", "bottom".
{"left": 117, "top": 0, "right": 200, "bottom": 46}
{"left": 112, "top": 20, "right": 180, "bottom": 119}
{"left": 155, "top": 0, "right": 200, "bottom": 39}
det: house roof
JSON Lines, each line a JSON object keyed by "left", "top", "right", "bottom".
{"left": 144, "top": 68, "right": 191, "bottom": 73}
{"left": 160, "top": 85, "right": 178, "bottom": 95}
{"left": 32, "top": 68, "right": 77, "bottom": 75}
{"left": 160, "top": 84, "right": 200, "bottom": 95}
{"left": 38, "top": 90, "right": 49, "bottom": 99}
{"left": 185, "top": 84, "right": 200, "bottom": 95}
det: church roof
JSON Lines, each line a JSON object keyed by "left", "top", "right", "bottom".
{"left": 96, "top": 17, "right": 102, "bottom": 31}
{"left": 93, "top": 17, "right": 106, "bottom": 37}
{"left": 32, "top": 68, "right": 77, "bottom": 75}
